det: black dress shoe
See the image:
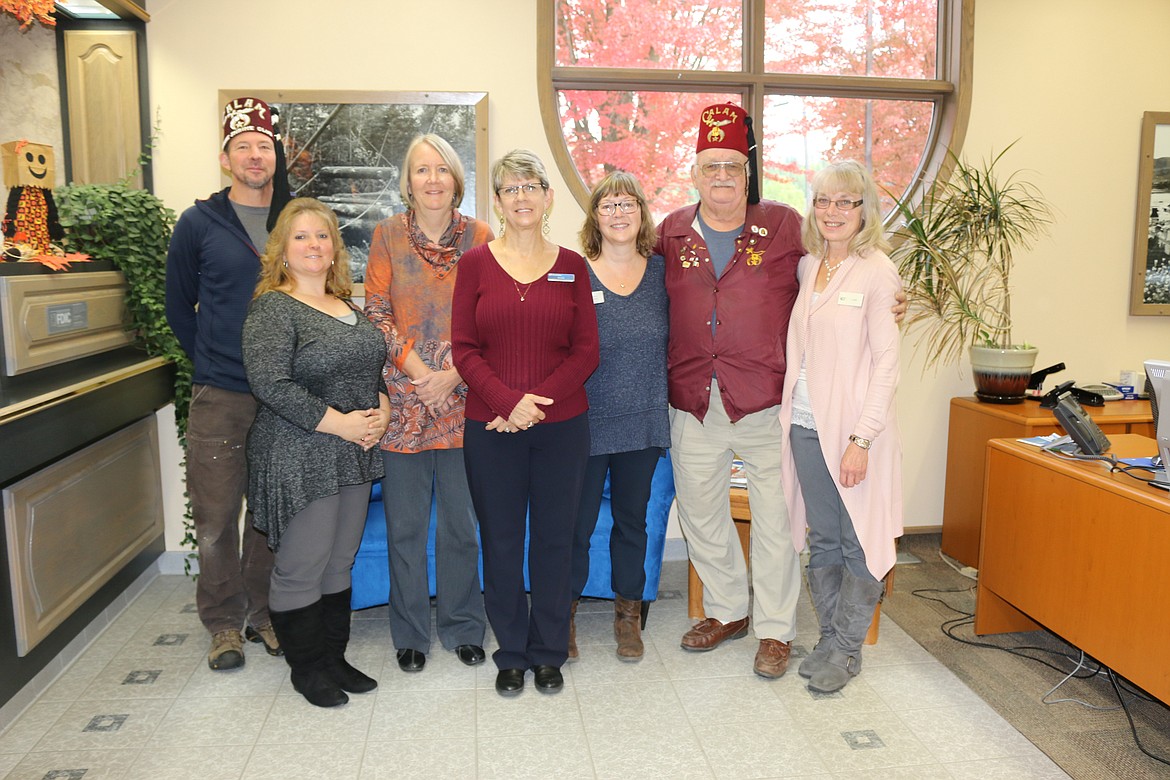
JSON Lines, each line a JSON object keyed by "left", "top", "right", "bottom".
{"left": 531, "top": 664, "right": 563, "bottom": 693}
{"left": 495, "top": 668, "right": 525, "bottom": 695}
{"left": 396, "top": 648, "right": 425, "bottom": 672}
{"left": 455, "top": 644, "right": 486, "bottom": 666}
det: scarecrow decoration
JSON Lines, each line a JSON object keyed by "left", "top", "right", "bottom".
{"left": 2, "top": 140, "right": 87, "bottom": 269}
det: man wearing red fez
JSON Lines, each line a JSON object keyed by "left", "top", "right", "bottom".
{"left": 165, "top": 97, "right": 291, "bottom": 671}
{"left": 654, "top": 102, "right": 803, "bottom": 679}
{"left": 656, "top": 104, "right": 904, "bottom": 679}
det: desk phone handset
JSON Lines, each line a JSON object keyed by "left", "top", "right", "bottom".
{"left": 1051, "top": 389, "right": 1111, "bottom": 456}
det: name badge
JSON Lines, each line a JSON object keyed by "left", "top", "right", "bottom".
{"left": 838, "top": 291, "right": 864, "bottom": 307}
{"left": 592, "top": 290, "right": 605, "bottom": 304}
{"left": 547, "top": 273, "right": 575, "bottom": 282}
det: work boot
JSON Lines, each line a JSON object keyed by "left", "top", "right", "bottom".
{"left": 799, "top": 564, "right": 843, "bottom": 679}
{"left": 320, "top": 589, "right": 377, "bottom": 693}
{"left": 568, "top": 600, "right": 579, "bottom": 660}
{"left": 208, "top": 629, "right": 244, "bottom": 671}
{"left": 614, "top": 596, "right": 644, "bottom": 661}
{"left": 269, "top": 601, "right": 348, "bottom": 708}
{"left": 245, "top": 622, "right": 282, "bottom": 657}
{"left": 808, "top": 569, "right": 885, "bottom": 694}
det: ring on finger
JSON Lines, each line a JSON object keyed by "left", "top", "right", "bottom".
{"left": 526, "top": 422, "right": 534, "bottom": 429}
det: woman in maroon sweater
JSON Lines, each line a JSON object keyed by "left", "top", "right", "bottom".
{"left": 451, "top": 149, "right": 599, "bottom": 696}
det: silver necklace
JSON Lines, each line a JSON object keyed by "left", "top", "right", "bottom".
{"left": 823, "top": 256, "right": 847, "bottom": 282}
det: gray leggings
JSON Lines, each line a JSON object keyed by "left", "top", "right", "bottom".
{"left": 269, "top": 483, "right": 373, "bottom": 612}
{"left": 788, "top": 425, "right": 877, "bottom": 584}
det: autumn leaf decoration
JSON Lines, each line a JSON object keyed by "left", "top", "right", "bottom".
{"left": 1, "top": 0, "right": 55, "bottom": 29}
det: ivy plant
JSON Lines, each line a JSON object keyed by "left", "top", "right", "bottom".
{"left": 56, "top": 177, "right": 199, "bottom": 566}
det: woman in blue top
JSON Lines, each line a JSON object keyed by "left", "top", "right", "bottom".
{"left": 570, "top": 171, "right": 670, "bottom": 661}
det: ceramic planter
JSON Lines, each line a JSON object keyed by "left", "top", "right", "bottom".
{"left": 970, "top": 345, "right": 1039, "bottom": 404}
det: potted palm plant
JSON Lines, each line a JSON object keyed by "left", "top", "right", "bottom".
{"left": 892, "top": 146, "right": 1053, "bottom": 403}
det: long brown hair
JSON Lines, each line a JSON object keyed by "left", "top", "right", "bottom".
{"left": 254, "top": 197, "right": 352, "bottom": 299}
{"left": 578, "top": 170, "right": 657, "bottom": 260}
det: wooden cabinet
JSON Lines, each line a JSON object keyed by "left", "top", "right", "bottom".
{"left": 941, "top": 396, "right": 1154, "bottom": 568}
{"left": 976, "top": 435, "right": 1169, "bottom": 704}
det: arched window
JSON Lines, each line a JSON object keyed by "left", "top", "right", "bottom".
{"left": 538, "top": 0, "right": 971, "bottom": 222}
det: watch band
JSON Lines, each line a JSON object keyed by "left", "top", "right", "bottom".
{"left": 849, "top": 434, "right": 872, "bottom": 450}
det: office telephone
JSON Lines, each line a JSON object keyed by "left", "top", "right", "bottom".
{"left": 1052, "top": 392, "right": 1111, "bottom": 455}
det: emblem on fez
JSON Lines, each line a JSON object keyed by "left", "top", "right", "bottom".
{"left": 228, "top": 110, "right": 253, "bottom": 131}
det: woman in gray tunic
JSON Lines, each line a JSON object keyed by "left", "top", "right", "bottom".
{"left": 570, "top": 171, "right": 670, "bottom": 661}
{"left": 243, "top": 198, "right": 389, "bottom": 708}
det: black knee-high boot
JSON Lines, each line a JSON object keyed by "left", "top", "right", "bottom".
{"left": 269, "top": 601, "right": 349, "bottom": 708}
{"left": 320, "top": 589, "right": 378, "bottom": 693}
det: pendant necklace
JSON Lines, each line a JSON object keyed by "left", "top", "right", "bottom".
{"left": 513, "top": 278, "right": 535, "bottom": 302}
{"left": 823, "top": 256, "right": 847, "bottom": 282}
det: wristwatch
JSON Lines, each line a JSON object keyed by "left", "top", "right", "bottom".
{"left": 848, "top": 434, "right": 872, "bottom": 450}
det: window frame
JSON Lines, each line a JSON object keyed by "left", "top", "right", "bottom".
{"left": 537, "top": 0, "right": 973, "bottom": 218}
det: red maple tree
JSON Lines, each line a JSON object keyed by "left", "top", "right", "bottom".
{"left": 553, "top": 0, "right": 939, "bottom": 217}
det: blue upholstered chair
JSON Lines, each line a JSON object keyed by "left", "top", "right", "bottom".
{"left": 350, "top": 452, "right": 675, "bottom": 620}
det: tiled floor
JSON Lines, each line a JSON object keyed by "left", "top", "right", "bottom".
{"left": 0, "top": 560, "right": 1069, "bottom": 779}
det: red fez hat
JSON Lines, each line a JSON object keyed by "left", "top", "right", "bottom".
{"left": 696, "top": 103, "right": 749, "bottom": 156}
{"left": 696, "top": 102, "right": 760, "bottom": 205}
{"left": 222, "top": 97, "right": 276, "bottom": 149}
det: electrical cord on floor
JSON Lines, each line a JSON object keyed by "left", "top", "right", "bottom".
{"left": 910, "top": 588, "right": 1101, "bottom": 678}
{"left": 913, "top": 587, "right": 1170, "bottom": 765}
{"left": 1041, "top": 651, "right": 1119, "bottom": 710}
{"left": 1109, "top": 669, "right": 1170, "bottom": 767}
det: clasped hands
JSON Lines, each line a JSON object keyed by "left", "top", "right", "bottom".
{"left": 412, "top": 368, "right": 461, "bottom": 417}
{"left": 486, "top": 393, "right": 552, "bottom": 434}
{"left": 348, "top": 407, "right": 389, "bottom": 451}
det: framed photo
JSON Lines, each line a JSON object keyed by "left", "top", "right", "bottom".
{"left": 218, "top": 90, "right": 488, "bottom": 284}
{"left": 1131, "top": 111, "right": 1170, "bottom": 315}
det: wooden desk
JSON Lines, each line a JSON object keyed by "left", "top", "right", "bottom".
{"left": 687, "top": 486, "right": 888, "bottom": 644}
{"left": 976, "top": 435, "right": 1170, "bottom": 704}
{"left": 942, "top": 396, "right": 1153, "bottom": 567}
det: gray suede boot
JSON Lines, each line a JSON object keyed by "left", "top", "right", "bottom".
{"left": 798, "top": 564, "right": 843, "bottom": 679}
{"left": 808, "top": 568, "right": 884, "bottom": 693}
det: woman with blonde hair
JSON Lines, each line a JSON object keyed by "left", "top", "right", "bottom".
{"left": 779, "top": 160, "right": 903, "bottom": 694}
{"left": 243, "top": 197, "right": 390, "bottom": 707}
{"left": 364, "top": 134, "right": 491, "bottom": 673}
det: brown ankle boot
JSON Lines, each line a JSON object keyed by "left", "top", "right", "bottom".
{"left": 568, "top": 600, "right": 579, "bottom": 659}
{"left": 614, "top": 596, "right": 643, "bottom": 661}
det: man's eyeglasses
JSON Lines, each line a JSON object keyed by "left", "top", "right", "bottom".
{"left": 812, "top": 197, "right": 864, "bottom": 211}
{"left": 497, "top": 183, "right": 546, "bottom": 198}
{"left": 698, "top": 161, "right": 747, "bottom": 178}
{"left": 597, "top": 200, "right": 639, "bottom": 217}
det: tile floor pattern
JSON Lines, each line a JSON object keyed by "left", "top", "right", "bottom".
{"left": 0, "top": 561, "right": 1070, "bottom": 780}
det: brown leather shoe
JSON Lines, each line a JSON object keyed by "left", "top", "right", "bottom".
{"left": 753, "top": 638, "right": 792, "bottom": 679}
{"left": 680, "top": 616, "right": 749, "bottom": 652}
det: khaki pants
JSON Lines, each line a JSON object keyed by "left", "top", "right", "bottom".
{"left": 669, "top": 380, "right": 800, "bottom": 641}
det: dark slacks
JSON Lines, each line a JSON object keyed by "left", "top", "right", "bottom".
{"left": 570, "top": 447, "right": 662, "bottom": 601}
{"left": 269, "top": 482, "right": 373, "bottom": 612}
{"left": 463, "top": 413, "right": 590, "bottom": 670}
{"left": 186, "top": 384, "right": 274, "bottom": 634}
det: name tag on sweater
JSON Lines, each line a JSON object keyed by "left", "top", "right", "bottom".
{"left": 838, "top": 291, "right": 864, "bottom": 307}
{"left": 592, "top": 290, "right": 605, "bottom": 304}
{"left": 547, "top": 273, "right": 575, "bottom": 282}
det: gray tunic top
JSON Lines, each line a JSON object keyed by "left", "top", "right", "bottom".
{"left": 243, "top": 291, "right": 386, "bottom": 551}
{"left": 583, "top": 255, "right": 670, "bottom": 456}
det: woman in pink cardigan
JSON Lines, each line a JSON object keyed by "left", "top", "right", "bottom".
{"left": 779, "top": 160, "right": 903, "bottom": 694}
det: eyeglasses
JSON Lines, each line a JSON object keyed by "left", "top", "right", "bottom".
{"left": 812, "top": 197, "right": 864, "bottom": 211}
{"left": 497, "top": 183, "right": 546, "bottom": 198}
{"left": 699, "top": 161, "right": 747, "bottom": 178}
{"left": 596, "top": 200, "right": 639, "bottom": 217}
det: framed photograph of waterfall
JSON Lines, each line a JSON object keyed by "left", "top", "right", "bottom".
{"left": 217, "top": 90, "right": 488, "bottom": 285}
{"left": 1131, "top": 111, "right": 1170, "bottom": 315}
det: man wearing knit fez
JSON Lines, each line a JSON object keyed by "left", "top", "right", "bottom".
{"left": 165, "top": 96, "right": 291, "bottom": 670}
{"left": 655, "top": 102, "right": 903, "bottom": 679}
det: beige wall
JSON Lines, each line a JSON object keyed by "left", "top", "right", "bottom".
{"left": 144, "top": 0, "right": 1170, "bottom": 549}
{"left": 0, "top": 16, "right": 64, "bottom": 194}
